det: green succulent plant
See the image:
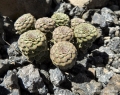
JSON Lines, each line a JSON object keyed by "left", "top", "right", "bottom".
{"left": 74, "top": 23, "right": 98, "bottom": 52}
{"left": 51, "top": 12, "right": 70, "bottom": 27}
{"left": 53, "top": 26, "right": 74, "bottom": 43}
{"left": 14, "top": 13, "right": 36, "bottom": 34}
{"left": 71, "top": 18, "right": 85, "bottom": 30}
{"left": 35, "top": 17, "right": 55, "bottom": 33}
{"left": 50, "top": 41, "right": 77, "bottom": 70}
{"left": 18, "top": 30, "right": 47, "bottom": 62}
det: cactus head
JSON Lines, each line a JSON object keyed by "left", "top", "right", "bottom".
{"left": 71, "top": 18, "right": 85, "bottom": 30}
{"left": 18, "top": 30, "right": 47, "bottom": 62}
{"left": 14, "top": 13, "right": 36, "bottom": 34}
{"left": 53, "top": 26, "right": 74, "bottom": 43}
{"left": 74, "top": 23, "right": 98, "bottom": 52}
{"left": 50, "top": 41, "right": 77, "bottom": 70}
{"left": 51, "top": 12, "right": 70, "bottom": 27}
{"left": 35, "top": 17, "right": 55, "bottom": 33}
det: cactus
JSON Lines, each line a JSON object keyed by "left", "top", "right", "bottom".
{"left": 51, "top": 12, "right": 70, "bottom": 27}
{"left": 18, "top": 30, "right": 47, "bottom": 62}
{"left": 53, "top": 26, "right": 74, "bottom": 43}
{"left": 35, "top": 17, "right": 55, "bottom": 33}
{"left": 50, "top": 41, "right": 77, "bottom": 70}
{"left": 74, "top": 23, "right": 98, "bottom": 52}
{"left": 14, "top": 13, "right": 36, "bottom": 34}
{"left": 71, "top": 18, "right": 85, "bottom": 30}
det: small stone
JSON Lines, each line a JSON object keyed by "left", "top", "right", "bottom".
{"left": 0, "top": 59, "right": 10, "bottom": 76}
{"left": 1, "top": 70, "right": 20, "bottom": 95}
{"left": 49, "top": 68, "right": 66, "bottom": 86}
{"left": 101, "top": 7, "right": 116, "bottom": 26}
{"left": 69, "top": 6, "right": 85, "bottom": 17}
{"left": 91, "top": 12, "right": 107, "bottom": 28}
{"left": 17, "top": 64, "right": 48, "bottom": 94}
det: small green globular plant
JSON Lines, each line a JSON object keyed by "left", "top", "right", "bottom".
{"left": 18, "top": 30, "right": 48, "bottom": 63}
{"left": 50, "top": 41, "right": 77, "bottom": 70}
{"left": 51, "top": 12, "right": 70, "bottom": 27}
{"left": 52, "top": 26, "right": 74, "bottom": 43}
{"left": 71, "top": 18, "right": 85, "bottom": 30}
{"left": 14, "top": 13, "right": 36, "bottom": 34}
{"left": 35, "top": 17, "right": 56, "bottom": 33}
{"left": 74, "top": 23, "right": 98, "bottom": 53}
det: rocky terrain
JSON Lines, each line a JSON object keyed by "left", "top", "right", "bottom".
{"left": 0, "top": 0, "right": 120, "bottom": 95}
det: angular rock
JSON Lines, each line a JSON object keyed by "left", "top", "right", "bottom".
{"left": 69, "top": 6, "right": 85, "bottom": 17}
{"left": 55, "top": 3, "right": 72, "bottom": 13}
{"left": 49, "top": 68, "right": 66, "bottom": 86}
{"left": 100, "top": 74, "right": 120, "bottom": 95}
{"left": 17, "top": 64, "right": 48, "bottom": 94}
{"left": 107, "top": 37, "right": 120, "bottom": 53}
{"left": 72, "top": 80, "right": 102, "bottom": 95}
{"left": 1, "top": 70, "right": 20, "bottom": 95}
{"left": 7, "top": 42, "right": 28, "bottom": 65}
{"left": 0, "top": 59, "right": 10, "bottom": 76}
{"left": 67, "top": 0, "right": 109, "bottom": 8}
{"left": 101, "top": 7, "right": 117, "bottom": 26}
{"left": 92, "top": 12, "right": 107, "bottom": 28}
{"left": 0, "top": 0, "right": 52, "bottom": 20}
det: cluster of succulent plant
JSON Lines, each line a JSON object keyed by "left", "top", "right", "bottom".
{"left": 74, "top": 23, "right": 98, "bottom": 52}
{"left": 15, "top": 12, "right": 98, "bottom": 70}
{"left": 14, "top": 13, "right": 36, "bottom": 34}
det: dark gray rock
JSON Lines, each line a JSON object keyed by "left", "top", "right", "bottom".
{"left": 109, "top": 5, "right": 119, "bottom": 11}
{"left": 55, "top": 3, "right": 72, "bottom": 13}
{"left": 101, "top": 7, "right": 117, "bottom": 26}
{"left": 17, "top": 64, "right": 48, "bottom": 94}
{"left": 91, "top": 12, "right": 107, "bottom": 28}
{"left": 1, "top": 70, "right": 20, "bottom": 95}
{"left": 49, "top": 68, "right": 65, "bottom": 86}
{"left": 53, "top": 0, "right": 64, "bottom": 5}
{"left": 7, "top": 42, "right": 28, "bottom": 65}
{"left": 54, "top": 88, "right": 75, "bottom": 95}
{"left": 107, "top": 37, "right": 120, "bottom": 53}
{"left": 82, "top": 9, "right": 100, "bottom": 21}
{"left": 72, "top": 80, "right": 102, "bottom": 95}
{"left": 69, "top": 6, "right": 85, "bottom": 17}
{"left": 71, "top": 73, "right": 91, "bottom": 83}
{"left": 0, "top": 59, "right": 10, "bottom": 76}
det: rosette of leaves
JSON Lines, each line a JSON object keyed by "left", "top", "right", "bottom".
{"left": 74, "top": 23, "right": 98, "bottom": 52}
{"left": 71, "top": 18, "right": 85, "bottom": 30}
{"left": 50, "top": 41, "right": 77, "bottom": 70}
{"left": 14, "top": 13, "right": 36, "bottom": 34}
{"left": 51, "top": 12, "right": 70, "bottom": 27}
{"left": 35, "top": 17, "right": 55, "bottom": 33}
{"left": 53, "top": 26, "right": 74, "bottom": 43}
{"left": 18, "top": 30, "right": 47, "bottom": 63}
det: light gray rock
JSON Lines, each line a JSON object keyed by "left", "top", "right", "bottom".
{"left": 92, "top": 12, "right": 107, "bottom": 28}
{"left": 7, "top": 42, "right": 28, "bottom": 65}
{"left": 69, "top": 6, "right": 85, "bottom": 17}
{"left": 55, "top": 3, "right": 72, "bottom": 13}
{"left": 72, "top": 80, "right": 102, "bottom": 95}
{"left": 49, "top": 68, "right": 65, "bottom": 86}
{"left": 0, "top": 59, "right": 10, "bottom": 76}
{"left": 17, "top": 64, "right": 48, "bottom": 94}
{"left": 1, "top": 70, "right": 20, "bottom": 95}
{"left": 101, "top": 7, "right": 117, "bottom": 26}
